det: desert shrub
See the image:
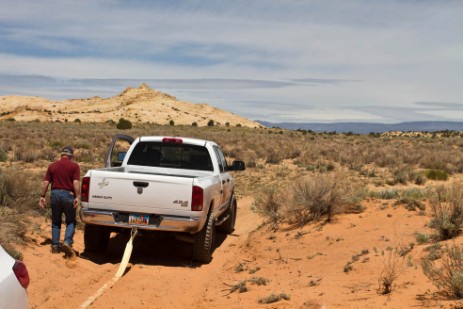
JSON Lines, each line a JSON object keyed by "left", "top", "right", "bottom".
{"left": 74, "top": 149, "right": 95, "bottom": 163}
{"left": 0, "top": 168, "right": 39, "bottom": 252}
{"left": 428, "top": 183, "right": 463, "bottom": 240}
{"left": 254, "top": 186, "right": 284, "bottom": 230}
{"left": 75, "top": 142, "right": 92, "bottom": 150}
{"left": 0, "top": 147, "right": 7, "bottom": 162}
{"left": 169, "top": 120, "right": 175, "bottom": 126}
{"left": 370, "top": 189, "right": 400, "bottom": 200}
{"left": 306, "top": 161, "right": 335, "bottom": 173}
{"left": 424, "top": 243, "right": 444, "bottom": 261}
{"left": 394, "top": 198, "right": 425, "bottom": 211}
{"left": 0, "top": 207, "right": 27, "bottom": 250}
{"left": 392, "top": 167, "right": 411, "bottom": 185}
{"left": 285, "top": 173, "right": 352, "bottom": 227}
{"left": 415, "top": 174, "right": 427, "bottom": 185}
{"left": 265, "top": 150, "right": 284, "bottom": 164}
{"left": 258, "top": 292, "right": 290, "bottom": 304}
{"left": 116, "top": 118, "right": 132, "bottom": 130}
{"left": 422, "top": 244, "right": 463, "bottom": 299}
{"left": 249, "top": 277, "right": 269, "bottom": 286}
{"left": 378, "top": 247, "right": 405, "bottom": 294}
{"left": 223, "top": 280, "right": 247, "bottom": 295}
{"left": 401, "top": 187, "right": 432, "bottom": 200}
{"left": 207, "top": 119, "right": 214, "bottom": 126}
{"left": 0, "top": 168, "right": 42, "bottom": 212}
{"left": 425, "top": 169, "right": 449, "bottom": 181}
{"left": 415, "top": 233, "right": 430, "bottom": 245}
{"left": 21, "top": 149, "right": 42, "bottom": 163}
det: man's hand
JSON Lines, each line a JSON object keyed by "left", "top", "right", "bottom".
{"left": 73, "top": 197, "right": 80, "bottom": 208}
{"left": 39, "top": 197, "right": 46, "bottom": 209}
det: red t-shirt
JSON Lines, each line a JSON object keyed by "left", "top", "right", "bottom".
{"left": 45, "top": 157, "right": 80, "bottom": 192}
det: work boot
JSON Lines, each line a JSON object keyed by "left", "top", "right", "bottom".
{"left": 51, "top": 245, "right": 60, "bottom": 254}
{"left": 61, "top": 243, "right": 76, "bottom": 259}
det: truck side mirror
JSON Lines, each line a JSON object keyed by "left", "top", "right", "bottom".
{"left": 229, "top": 160, "right": 246, "bottom": 171}
{"left": 118, "top": 152, "right": 127, "bottom": 162}
{"left": 112, "top": 152, "right": 127, "bottom": 167}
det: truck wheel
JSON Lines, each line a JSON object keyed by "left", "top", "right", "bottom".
{"left": 84, "top": 224, "right": 110, "bottom": 253}
{"left": 218, "top": 197, "right": 237, "bottom": 234}
{"left": 191, "top": 211, "right": 215, "bottom": 263}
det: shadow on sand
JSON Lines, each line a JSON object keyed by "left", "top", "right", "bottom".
{"left": 79, "top": 230, "right": 228, "bottom": 268}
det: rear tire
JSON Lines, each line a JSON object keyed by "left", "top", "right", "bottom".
{"left": 191, "top": 211, "right": 215, "bottom": 263}
{"left": 84, "top": 224, "right": 110, "bottom": 253}
{"left": 218, "top": 197, "right": 237, "bottom": 234}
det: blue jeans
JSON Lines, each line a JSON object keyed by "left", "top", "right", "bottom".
{"left": 50, "top": 190, "right": 76, "bottom": 247}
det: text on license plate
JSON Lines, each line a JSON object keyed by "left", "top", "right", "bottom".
{"left": 129, "top": 214, "right": 149, "bottom": 225}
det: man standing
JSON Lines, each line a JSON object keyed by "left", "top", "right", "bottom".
{"left": 39, "top": 146, "right": 80, "bottom": 258}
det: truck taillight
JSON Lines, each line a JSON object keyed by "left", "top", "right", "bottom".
{"left": 81, "top": 177, "right": 90, "bottom": 202}
{"left": 191, "top": 186, "right": 203, "bottom": 211}
{"left": 13, "top": 260, "right": 29, "bottom": 289}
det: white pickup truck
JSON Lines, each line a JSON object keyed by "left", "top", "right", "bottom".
{"left": 79, "top": 134, "right": 245, "bottom": 263}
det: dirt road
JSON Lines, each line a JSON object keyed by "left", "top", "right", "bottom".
{"left": 25, "top": 196, "right": 264, "bottom": 309}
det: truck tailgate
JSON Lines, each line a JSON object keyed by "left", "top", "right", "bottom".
{"left": 87, "top": 170, "right": 194, "bottom": 214}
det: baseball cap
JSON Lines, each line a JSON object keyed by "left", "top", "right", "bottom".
{"left": 61, "top": 146, "right": 74, "bottom": 156}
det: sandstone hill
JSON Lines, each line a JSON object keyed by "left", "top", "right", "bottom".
{"left": 0, "top": 83, "right": 262, "bottom": 128}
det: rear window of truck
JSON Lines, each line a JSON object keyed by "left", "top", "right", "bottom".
{"left": 127, "top": 142, "right": 213, "bottom": 171}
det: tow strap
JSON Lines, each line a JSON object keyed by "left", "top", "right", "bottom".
{"left": 79, "top": 228, "right": 138, "bottom": 309}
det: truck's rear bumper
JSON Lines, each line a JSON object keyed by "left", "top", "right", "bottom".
{"left": 79, "top": 209, "right": 203, "bottom": 233}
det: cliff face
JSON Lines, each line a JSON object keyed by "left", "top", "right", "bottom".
{"left": 0, "top": 84, "right": 262, "bottom": 128}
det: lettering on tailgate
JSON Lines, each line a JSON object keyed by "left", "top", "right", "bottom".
{"left": 173, "top": 200, "right": 188, "bottom": 207}
{"left": 92, "top": 195, "right": 113, "bottom": 200}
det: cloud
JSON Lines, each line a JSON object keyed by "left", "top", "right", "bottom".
{"left": 414, "top": 102, "right": 463, "bottom": 109}
{"left": 0, "top": 1, "right": 462, "bottom": 123}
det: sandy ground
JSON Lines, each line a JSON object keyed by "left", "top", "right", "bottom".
{"left": 19, "top": 195, "right": 463, "bottom": 309}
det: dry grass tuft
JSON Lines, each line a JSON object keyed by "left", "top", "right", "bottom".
{"left": 378, "top": 247, "right": 405, "bottom": 294}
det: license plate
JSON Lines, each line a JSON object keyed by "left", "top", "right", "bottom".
{"left": 129, "top": 214, "right": 150, "bottom": 225}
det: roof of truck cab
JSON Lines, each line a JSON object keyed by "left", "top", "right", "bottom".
{"left": 137, "top": 136, "right": 218, "bottom": 147}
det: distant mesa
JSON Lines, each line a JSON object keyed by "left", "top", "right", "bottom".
{"left": 258, "top": 120, "right": 463, "bottom": 134}
{"left": 0, "top": 83, "right": 262, "bottom": 128}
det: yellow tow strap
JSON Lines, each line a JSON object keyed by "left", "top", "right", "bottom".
{"left": 79, "top": 228, "right": 138, "bottom": 309}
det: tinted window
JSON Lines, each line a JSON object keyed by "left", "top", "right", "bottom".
{"left": 127, "top": 142, "right": 213, "bottom": 171}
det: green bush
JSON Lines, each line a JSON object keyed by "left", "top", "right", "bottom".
{"left": 425, "top": 169, "right": 449, "bottom": 181}
{"left": 116, "top": 118, "right": 133, "bottom": 130}
{"left": 415, "top": 233, "right": 430, "bottom": 245}
{"left": 0, "top": 147, "right": 7, "bottom": 162}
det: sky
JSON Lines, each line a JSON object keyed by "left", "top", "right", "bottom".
{"left": 0, "top": 0, "right": 462, "bottom": 124}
